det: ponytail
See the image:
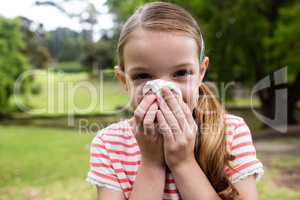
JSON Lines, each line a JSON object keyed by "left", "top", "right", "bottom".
{"left": 193, "top": 83, "right": 241, "bottom": 200}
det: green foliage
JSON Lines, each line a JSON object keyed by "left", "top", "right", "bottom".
{"left": 199, "top": 0, "right": 269, "bottom": 83}
{"left": 0, "top": 17, "right": 29, "bottom": 113}
{"left": 81, "top": 39, "right": 115, "bottom": 71}
{"left": 265, "top": 1, "right": 300, "bottom": 82}
{"left": 19, "top": 17, "right": 52, "bottom": 69}
{"left": 46, "top": 27, "right": 85, "bottom": 62}
{"left": 58, "top": 37, "right": 83, "bottom": 61}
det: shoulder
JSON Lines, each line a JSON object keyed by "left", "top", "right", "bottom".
{"left": 224, "top": 113, "right": 250, "bottom": 136}
{"left": 223, "top": 113, "right": 264, "bottom": 183}
{"left": 224, "top": 113, "right": 245, "bottom": 128}
{"left": 224, "top": 113, "right": 253, "bottom": 152}
{"left": 90, "top": 119, "right": 139, "bottom": 157}
{"left": 95, "top": 119, "right": 133, "bottom": 141}
{"left": 86, "top": 119, "right": 136, "bottom": 193}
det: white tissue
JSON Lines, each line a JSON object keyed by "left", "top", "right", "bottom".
{"left": 142, "top": 79, "right": 182, "bottom": 98}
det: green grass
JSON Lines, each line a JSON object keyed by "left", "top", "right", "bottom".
{"left": 0, "top": 125, "right": 299, "bottom": 199}
{"left": 226, "top": 98, "right": 261, "bottom": 107}
{"left": 0, "top": 125, "right": 96, "bottom": 200}
{"left": 22, "top": 70, "right": 128, "bottom": 115}
{"left": 257, "top": 168, "right": 300, "bottom": 200}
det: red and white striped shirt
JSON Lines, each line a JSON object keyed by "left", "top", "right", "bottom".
{"left": 86, "top": 114, "right": 264, "bottom": 199}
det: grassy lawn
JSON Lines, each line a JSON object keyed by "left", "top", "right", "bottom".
{"left": 226, "top": 98, "right": 261, "bottom": 107}
{"left": 255, "top": 138, "right": 300, "bottom": 200}
{"left": 21, "top": 70, "right": 128, "bottom": 115}
{"left": 0, "top": 125, "right": 299, "bottom": 199}
{"left": 0, "top": 125, "right": 95, "bottom": 200}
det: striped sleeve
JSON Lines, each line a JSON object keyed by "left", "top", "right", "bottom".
{"left": 226, "top": 118, "right": 264, "bottom": 184}
{"left": 86, "top": 130, "right": 122, "bottom": 191}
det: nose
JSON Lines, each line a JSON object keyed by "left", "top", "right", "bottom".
{"left": 143, "top": 78, "right": 182, "bottom": 99}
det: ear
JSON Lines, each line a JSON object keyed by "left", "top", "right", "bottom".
{"left": 199, "top": 56, "right": 209, "bottom": 82}
{"left": 114, "top": 65, "right": 128, "bottom": 92}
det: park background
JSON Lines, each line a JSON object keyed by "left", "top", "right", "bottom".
{"left": 0, "top": 0, "right": 299, "bottom": 199}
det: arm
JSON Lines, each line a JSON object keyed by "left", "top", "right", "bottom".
{"left": 127, "top": 94, "right": 166, "bottom": 199}
{"left": 233, "top": 175, "right": 258, "bottom": 200}
{"left": 171, "top": 160, "right": 259, "bottom": 200}
{"left": 97, "top": 186, "right": 125, "bottom": 200}
{"left": 129, "top": 161, "right": 166, "bottom": 200}
{"left": 97, "top": 161, "right": 166, "bottom": 200}
{"left": 226, "top": 117, "right": 263, "bottom": 200}
{"left": 170, "top": 159, "right": 221, "bottom": 200}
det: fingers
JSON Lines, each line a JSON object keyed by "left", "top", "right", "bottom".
{"left": 157, "top": 95, "right": 181, "bottom": 137}
{"left": 157, "top": 96, "right": 189, "bottom": 147}
{"left": 143, "top": 102, "right": 158, "bottom": 136}
{"left": 178, "top": 97, "right": 198, "bottom": 134}
{"left": 156, "top": 110, "right": 175, "bottom": 144}
{"left": 161, "top": 87, "right": 191, "bottom": 135}
{"left": 134, "top": 94, "right": 156, "bottom": 126}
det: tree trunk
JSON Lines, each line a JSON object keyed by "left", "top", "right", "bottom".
{"left": 256, "top": 70, "right": 300, "bottom": 126}
{"left": 288, "top": 72, "right": 300, "bottom": 124}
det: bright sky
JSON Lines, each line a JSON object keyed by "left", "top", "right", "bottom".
{"left": 0, "top": 0, "right": 114, "bottom": 33}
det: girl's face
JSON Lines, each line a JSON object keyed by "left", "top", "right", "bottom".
{"left": 115, "top": 29, "right": 208, "bottom": 111}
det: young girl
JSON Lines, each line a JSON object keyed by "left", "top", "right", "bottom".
{"left": 86, "top": 2, "right": 264, "bottom": 200}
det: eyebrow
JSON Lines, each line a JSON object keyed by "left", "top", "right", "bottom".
{"left": 128, "top": 62, "right": 194, "bottom": 74}
{"left": 128, "top": 66, "right": 148, "bottom": 74}
{"left": 173, "top": 62, "right": 195, "bottom": 69}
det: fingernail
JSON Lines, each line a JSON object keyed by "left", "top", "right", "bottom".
{"left": 162, "top": 87, "right": 168, "bottom": 96}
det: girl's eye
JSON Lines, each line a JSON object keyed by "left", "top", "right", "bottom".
{"left": 174, "top": 70, "right": 193, "bottom": 77}
{"left": 132, "top": 73, "right": 150, "bottom": 80}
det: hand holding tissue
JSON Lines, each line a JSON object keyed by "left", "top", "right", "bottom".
{"left": 142, "top": 79, "right": 182, "bottom": 98}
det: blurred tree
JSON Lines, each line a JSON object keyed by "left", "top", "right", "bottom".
{"left": 35, "top": 0, "right": 115, "bottom": 71}
{"left": 0, "top": 17, "right": 29, "bottom": 115}
{"left": 18, "top": 16, "right": 51, "bottom": 69}
{"left": 81, "top": 34, "right": 115, "bottom": 74}
{"left": 46, "top": 27, "right": 84, "bottom": 62}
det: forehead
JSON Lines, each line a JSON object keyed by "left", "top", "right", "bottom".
{"left": 123, "top": 29, "right": 199, "bottom": 72}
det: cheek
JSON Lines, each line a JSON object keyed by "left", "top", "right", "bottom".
{"left": 190, "top": 88, "right": 199, "bottom": 110}
{"left": 128, "top": 83, "right": 144, "bottom": 109}
{"left": 181, "top": 80, "right": 199, "bottom": 110}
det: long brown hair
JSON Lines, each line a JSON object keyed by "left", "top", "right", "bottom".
{"left": 117, "top": 2, "right": 240, "bottom": 199}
